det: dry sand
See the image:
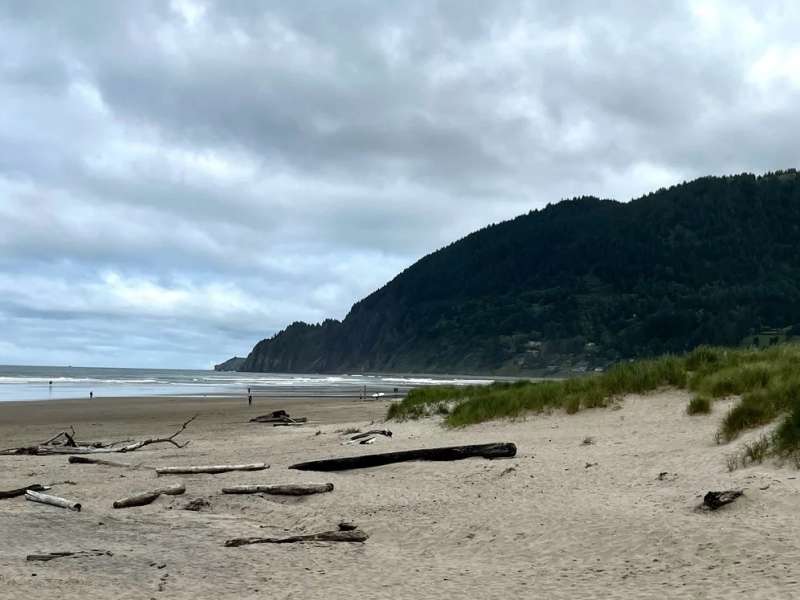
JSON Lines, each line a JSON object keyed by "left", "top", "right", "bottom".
{"left": 1, "top": 390, "right": 799, "bottom": 599}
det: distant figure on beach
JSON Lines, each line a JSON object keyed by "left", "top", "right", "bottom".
{"left": 89, "top": 391, "right": 93, "bottom": 400}
{"left": 49, "top": 380, "right": 52, "bottom": 386}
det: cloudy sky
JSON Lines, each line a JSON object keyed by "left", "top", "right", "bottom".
{"left": 1, "top": 1, "right": 799, "bottom": 368}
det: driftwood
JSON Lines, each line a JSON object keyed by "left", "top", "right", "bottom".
{"left": 290, "top": 442, "right": 517, "bottom": 472}
{"left": 250, "top": 411, "right": 307, "bottom": 424}
{"left": 222, "top": 483, "right": 334, "bottom": 496}
{"left": 0, "top": 416, "right": 197, "bottom": 456}
{"left": 350, "top": 430, "right": 392, "bottom": 441}
{"left": 68, "top": 456, "right": 150, "bottom": 469}
{"left": 225, "top": 526, "right": 367, "bottom": 547}
{"left": 25, "top": 490, "right": 81, "bottom": 511}
{"left": 115, "top": 415, "right": 197, "bottom": 452}
{"left": 703, "top": 490, "right": 744, "bottom": 510}
{"left": 156, "top": 463, "right": 268, "bottom": 476}
{"left": 0, "top": 483, "right": 48, "bottom": 499}
{"left": 27, "top": 549, "right": 112, "bottom": 562}
{"left": 113, "top": 483, "right": 186, "bottom": 508}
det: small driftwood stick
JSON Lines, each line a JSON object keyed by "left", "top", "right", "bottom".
{"left": 68, "top": 455, "right": 150, "bottom": 469}
{"left": 225, "top": 529, "right": 367, "bottom": 547}
{"left": 27, "top": 549, "right": 112, "bottom": 562}
{"left": 290, "top": 442, "right": 517, "bottom": 472}
{"left": 25, "top": 489, "right": 81, "bottom": 511}
{"left": 350, "top": 430, "right": 392, "bottom": 441}
{"left": 0, "top": 483, "right": 48, "bottom": 499}
{"left": 156, "top": 463, "right": 268, "bottom": 476}
{"left": 703, "top": 490, "right": 744, "bottom": 510}
{"left": 222, "top": 483, "right": 334, "bottom": 496}
{"left": 112, "top": 483, "right": 186, "bottom": 508}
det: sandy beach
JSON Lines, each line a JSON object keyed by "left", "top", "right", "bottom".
{"left": 1, "top": 391, "right": 798, "bottom": 599}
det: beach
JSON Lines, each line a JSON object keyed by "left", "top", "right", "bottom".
{"left": 1, "top": 391, "right": 798, "bottom": 599}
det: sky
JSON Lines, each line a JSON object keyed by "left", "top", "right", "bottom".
{"left": 1, "top": 1, "right": 800, "bottom": 369}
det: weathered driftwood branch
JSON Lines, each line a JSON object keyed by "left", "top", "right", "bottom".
{"left": 290, "top": 442, "right": 517, "bottom": 472}
{"left": 225, "top": 528, "right": 367, "bottom": 547}
{"left": 1, "top": 416, "right": 197, "bottom": 456}
{"left": 25, "top": 489, "right": 81, "bottom": 511}
{"left": 113, "top": 483, "right": 186, "bottom": 508}
{"left": 156, "top": 463, "right": 268, "bottom": 476}
{"left": 222, "top": 483, "right": 334, "bottom": 496}
{"left": 703, "top": 490, "right": 743, "bottom": 510}
{"left": 27, "top": 549, "right": 112, "bottom": 562}
{"left": 350, "top": 430, "right": 392, "bottom": 441}
{"left": 0, "top": 483, "right": 48, "bottom": 499}
{"left": 116, "top": 415, "right": 197, "bottom": 452}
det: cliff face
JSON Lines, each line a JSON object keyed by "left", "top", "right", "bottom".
{"left": 239, "top": 171, "right": 800, "bottom": 374}
{"left": 213, "top": 356, "right": 246, "bottom": 371}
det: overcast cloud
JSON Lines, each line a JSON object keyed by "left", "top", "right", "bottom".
{"left": 1, "top": 0, "right": 799, "bottom": 368}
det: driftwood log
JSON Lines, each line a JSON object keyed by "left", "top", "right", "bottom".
{"left": 113, "top": 483, "right": 186, "bottom": 508}
{"left": 25, "top": 490, "right": 81, "bottom": 511}
{"left": 703, "top": 490, "right": 744, "bottom": 510}
{"left": 290, "top": 442, "right": 517, "bottom": 472}
{"left": 226, "top": 527, "right": 367, "bottom": 547}
{"left": 0, "top": 415, "right": 197, "bottom": 456}
{"left": 350, "top": 430, "right": 392, "bottom": 441}
{"left": 250, "top": 413, "right": 307, "bottom": 424}
{"left": 156, "top": 463, "right": 268, "bottom": 476}
{"left": 68, "top": 456, "right": 150, "bottom": 469}
{"left": 0, "top": 483, "right": 48, "bottom": 499}
{"left": 27, "top": 549, "right": 112, "bottom": 562}
{"left": 222, "top": 483, "right": 334, "bottom": 496}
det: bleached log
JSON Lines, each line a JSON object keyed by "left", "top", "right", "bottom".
{"left": 222, "top": 483, "right": 334, "bottom": 496}
{"left": 112, "top": 483, "right": 186, "bottom": 508}
{"left": 290, "top": 442, "right": 517, "bottom": 472}
{"left": 0, "top": 483, "right": 48, "bottom": 499}
{"left": 156, "top": 463, "right": 268, "bottom": 476}
{"left": 225, "top": 529, "right": 367, "bottom": 547}
{"left": 25, "top": 490, "right": 81, "bottom": 511}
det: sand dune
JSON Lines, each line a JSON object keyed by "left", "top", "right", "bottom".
{"left": 0, "top": 391, "right": 798, "bottom": 599}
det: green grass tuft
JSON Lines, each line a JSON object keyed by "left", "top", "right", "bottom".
{"left": 686, "top": 395, "right": 712, "bottom": 415}
{"left": 387, "top": 343, "right": 800, "bottom": 465}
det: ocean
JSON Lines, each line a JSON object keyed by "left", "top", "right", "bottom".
{"left": 0, "top": 365, "right": 492, "bottom": 402}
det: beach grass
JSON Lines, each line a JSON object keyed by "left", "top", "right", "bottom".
{"left": 388, "top": 343, "right": 800, "bottom": 459}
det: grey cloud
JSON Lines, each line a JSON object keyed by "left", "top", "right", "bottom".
{"left": 1, "top": 1, "right": 799, "bottom": 367}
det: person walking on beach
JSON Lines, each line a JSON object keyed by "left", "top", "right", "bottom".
{"left": 89, "top": 391, "right": 93, "bottom": 400}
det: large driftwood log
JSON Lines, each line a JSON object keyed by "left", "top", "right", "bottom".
{"left": 290, "top": 442, "right": 517, "bottom": 472}
{"left": 156, "top": 463, "right": 268, "bottom": 476}
{"left": 27, "top": 549, "right": 112, "bottom": 562}
{"left": 0, "top": 483, "right": 48, "bottom": 499}
{"left": 25, "top": 490, "right": 81, "bottom": 511}
{"left": 225, "top": 528, "right": 367, "bottom": 547}
{"left": 113, "top": 483, "right": 186, "bottom": 508}
{"left": 703, "top": 490, "right": 744, "bottom": 510}
{"left": 222, "top": 483, "right": 334, "bottom": 496}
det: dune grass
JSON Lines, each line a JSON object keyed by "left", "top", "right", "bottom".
{"left": 388, "top": 343, "right": 800, "bottom": 460}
